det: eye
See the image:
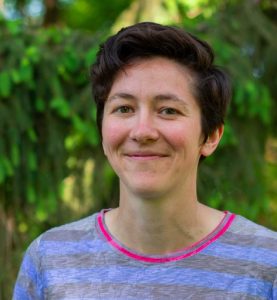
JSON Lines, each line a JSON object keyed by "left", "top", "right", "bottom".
{"left": 160, "top": 107, "right": 178, "bottom": 115}
{"left": 114, "top": 106, "right": 133, "bottom": 114}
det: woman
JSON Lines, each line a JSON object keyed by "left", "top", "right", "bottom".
{"left": 14, "top": 22, "right": 277, "bottom": 299}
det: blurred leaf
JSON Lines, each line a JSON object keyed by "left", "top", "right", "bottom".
{"left": 35, "top": 98, "right": 45, "bottom": 112}
{"left": 6, "top": 20, "right": 21, "bottom": 35}
{"left": 0, "top": 160, "right": 5, "bottom": 183}
{"left": 11, "top": 69, "right": 21, "bottom": 84}
{"left": 27, "top": 184, "right": 36, "bottom": 203}
{"left": 85, "top": 46, "right": 98, "bottom": 66}
{"left": 3, "top": 157, "right": 14, "bottom": 176}
{"left": 11, "top": 144, "right": 20, "bottom": 166}
{"left": 0, "top": 71, "right": 12, "bottom": 97}
{"left": 25, "top": 46, "right": 40, "bottom": 63}
{"left": 50, "top": 97, "right": 71, "bottom": 118}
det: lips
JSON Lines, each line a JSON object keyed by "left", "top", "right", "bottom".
{"left": 124, "top": 151, "right": 169, "bottom": 160}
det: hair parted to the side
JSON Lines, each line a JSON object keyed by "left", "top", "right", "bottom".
{"left": 90, "top": 22, "right": 231, "bottom": 143}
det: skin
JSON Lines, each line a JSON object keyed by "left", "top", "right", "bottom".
{"left": 102, "top": 57, "right": 224, "bottom": 255}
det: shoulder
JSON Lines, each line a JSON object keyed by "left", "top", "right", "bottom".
{"left": 42, "top": 212, "right": 98, "bottom": 238}
{"left": 27, "top": 212, "right": 99, "bottom": 257}
{"left": 13, "top": 213, "right": 101, "bottom": 299}
{"left": 230, "top": 214, "right": 277, "bottom": 240}
{"left": 219, "top": 214, "right": 277, "bottom": 261}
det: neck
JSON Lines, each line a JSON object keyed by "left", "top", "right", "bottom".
{"left": 105, "top": 184, "right": 224, "bottom": 255}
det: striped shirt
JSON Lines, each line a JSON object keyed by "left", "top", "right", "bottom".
{"left": 13, "top": 210, "right": 277, "bottom": 299}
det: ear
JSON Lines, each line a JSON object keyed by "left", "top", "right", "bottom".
{"left": 200, "top": 125, "right": 224, "bottom": 157}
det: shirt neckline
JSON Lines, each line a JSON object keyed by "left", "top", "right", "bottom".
{"left": 97, "top": 209, "right": 236, "bottom": 263}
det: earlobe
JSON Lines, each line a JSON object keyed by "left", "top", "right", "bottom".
{"left": 200, "top": 125, "right": 224, "bottom": 157}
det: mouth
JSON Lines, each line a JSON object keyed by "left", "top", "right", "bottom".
{"left": 124, "top": 152, "right": 169, "bottom": 161}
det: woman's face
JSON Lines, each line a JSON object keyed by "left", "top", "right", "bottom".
{"left": 102, "top": 57, "right": 219, "bottom": 198}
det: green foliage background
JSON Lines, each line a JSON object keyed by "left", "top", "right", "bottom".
{"left": 0, "top": 0, "right": 277, "bottom": 298}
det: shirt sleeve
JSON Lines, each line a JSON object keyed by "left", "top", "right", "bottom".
{"left": 13, "top": 237, "right": 44, "bottom": 300}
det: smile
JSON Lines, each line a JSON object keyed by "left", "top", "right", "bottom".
{"left": 124, "top": 153, "right": 168, "bottom": 161}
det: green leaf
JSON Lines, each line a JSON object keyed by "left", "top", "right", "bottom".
{"left": 65, "top": 133, "right": 82, "bottom": 150}
{"left": 36, "top": 208, "right": 48, "bottom": 222}
{"left": 19, "top": 60, "right": 33, "bottom": 86}
{"left": 3, "top": 158, "right": 13, "bottom": 176}
{"left": 259, "top": 86, "right": 272, "bottom": 125}
{"left": 35, "top": 98, "right": 46, "bottom": 112}
{"left": 26, "top": 46, "right": 40, "bottom": 63}
{"left": 27, "top": 185, "right": 36, "bottom": 203}
{"left": 28, "top": 128, "right": 37, "bottom": 142}
{"left": 11, "top": 144, "right": 20, "bottom": 166}
{"left": 85, "top": 47, "right": 98, "bottom": 66}
{"left": 86, "top": 124, "right": 99, "bottom": 146}
{"left": 62, "top": 49, "right": 79, "bottom": 72}
{"left": 0, "top": 72, "right": 12, "bottom": 97}
{"left": 28, "top": 151, "right": 37, "bottom": 171}
{"left": 11, "top": 69, "right": 21, "bottom": 84}
{"left": 0, "top": 158, "right": 5, "bottom": 183}
{"left": 7, "top": 20, "right": 21, "bottom": 35}
{"left": 72, "top": 115, "right": 86, "bottom": 132}
{"left": 50, "top": 97, "right": 71, "bottom": 118}
{"left": 234, "top": 82, "right": 245, "bottom": 116}
{"left": 220, "top": 123, "right": 237, "bottom": 146}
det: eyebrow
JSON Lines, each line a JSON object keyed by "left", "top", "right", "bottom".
{"left": 107, "top": 92, "right": 189, "bottom": 108}
{"left": 154, "top": 94, "right": 187, "bottom": 105}
{"left": 107, "top": 93, "right": 136, "bottom": 102}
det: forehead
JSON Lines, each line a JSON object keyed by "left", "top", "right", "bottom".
{"left": 109, "top": 57, "right": 196, "bottom": 98}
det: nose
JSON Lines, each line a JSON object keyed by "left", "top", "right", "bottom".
{"left": 129, "top": 112, "right": 159, "bottom": 143}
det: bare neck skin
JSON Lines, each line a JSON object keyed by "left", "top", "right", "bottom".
{"left": 105, "top": 179, "right": 224, "bottom": 256}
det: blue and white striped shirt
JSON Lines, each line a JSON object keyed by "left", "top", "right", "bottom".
{"left": 13, "top": 210, "right": 277, "bottom": 299}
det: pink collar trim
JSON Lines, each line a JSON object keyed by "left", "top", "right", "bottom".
{"left": 97, "top": 210, "right": 236, "bottom": 263}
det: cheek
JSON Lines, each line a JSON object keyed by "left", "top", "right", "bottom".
{"left": 162, "top": 123, "right": 189, "bottom": 146}
{"left": 167, "top": 132, "right": 186, "bottom": 148}
{"left": 163, "top": 122, "right": 202, "bottom": 151}
{"left": 102, "top": 120, "right": 127, "bottom": 153}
